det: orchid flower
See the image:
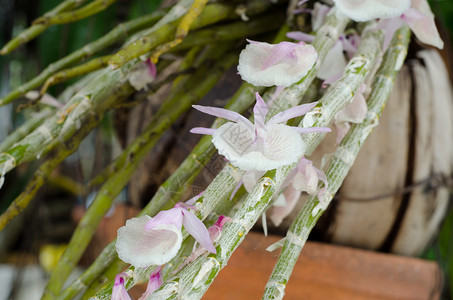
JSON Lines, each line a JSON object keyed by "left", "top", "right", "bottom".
{"left": 190, "top": 92, "right": 331, "bottom": 171}
{"left": 334, "top": 84, "right": 368, "bottom": 143}
{"left": 334, "top": 0, "right": 443, "bottom": 49}
{"left": 112, "top": 273, "right": 132, "bottom": 300}
{"left": 270, "top": 157, "right": 328, "bottom": 226}
{"left": 116, "top": 194, "right": 215, "bottom": 267}
{"left": 128, "top": 58, "right": 157, "bottom": 91}
{"left": 138, "top": 267, "right": 163, "bottom": 300}
{"left": 237, "top": 40, "right": 318, "bottom": 87}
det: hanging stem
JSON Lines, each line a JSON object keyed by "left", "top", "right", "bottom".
{"left": 108, "top": 0, "right": 276, "bottom": 69}
{"left": 262, "top": 27, "right": 410, "bottom": 300}
{"left": 33, "top": 0, "right": 117, "bottom": 25}
{"left": 0, "top": 0, "right": 88, "bottom": 54}
{"left": 0, "top": 10, "right": 164, "bottom": 106}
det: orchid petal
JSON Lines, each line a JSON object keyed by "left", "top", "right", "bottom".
{"left": 270, "top": 186, "right": 302, "bottom": 226}
{"left": 138, "top": 267, "right": 163, "bottom": 300}
{"left": 145, "top": 208, "right": 183, "bottom": 230}
{"left": 333, "top": 0, "right": 410, "bottom": 22}
{"left": 312, "top": 2, "right": 331, "bottom": 30}
{"left": 192, "top": 105, "right": 252, "bottom": 126}
{"left": 318, "top": 41, "right": 347, "bottom": 81}
{"left": 185, "top": 192, "right": 203, "bottom": 206}
{"left": 238, "top": 40, "right": 318, "bottom": 87}
{"left": 292, "top": 158, "right": 319, "bottom": 194}
{"left": 242, "top": 170, "right": 264, "bottom": 192}
{"left": 182, "top": 209, "right": 216, "bottom": 253}
{"left": 190, "top": 127, "right": 217, "bottom": 135}
{"left": 292, "top": 127, "right": 331, "bottom": 134}
{"left": 380, "top": 17, "right": 405, "bottom": 50}
{"left": 212, "top": 123, "right": 304, "bottom": 171}
{"left": 116, "top": 216, "right": 183, "bottom": 267}
{"left": 340, "top": 35, "right": 359, "bottom": 58}
{"left": 253, "top": 92, "right": 268, "bottom": 130}
{"left": 208, "top": 215, "right": 231, "bottom": 241}
{"left": 112, "top": 273, "right": 132, "bottom": 300}
{"left": 336, "top": 87, "right": 367, "bottom": 124}
{"left": 402, "top": 8, "right": 444, "bottom": 49}
{"left": 287, "top": 31, "right": 315, "bottom": 43}
{"left": 261, "top": 41, "right": 300, "bottom": 70}
{"left": 146, "top": 59, "right": 157, "bottom": 78}
{"left": 267, "top": 102, "right": 317, "bottom": 125}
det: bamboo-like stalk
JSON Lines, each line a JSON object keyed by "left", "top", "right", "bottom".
{"left": 0, "top": 11, "right": 164, "bottom": 106}
{"left": 147, "top": 27, "right": 384, "bottom": 300}
{"left": 33, "top": 0, "right": 117, "bottom": 25}
{"left": 262, "top": 27, "right": 410, "bottom": 300}
{"left": 174, "top": 12, "right": 285, "bottom": 51}
{"left": 0, "top": 0, "right": 88, "bottom": 55}
{"left": 38, "top": 55, "right": 112, "bottom": 97}
{"left": 108, "top": 0, "right": 276, "bottom": 69}
{"left": 42, "top": 45, "right": 237, "bottom": 299}
{"left": 0, "top": 82, "right": 135, "bottom": 232}
{"left": 89, "top": 9, "right": 351, "bottom": 299}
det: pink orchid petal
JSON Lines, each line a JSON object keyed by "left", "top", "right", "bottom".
{"left": 145, "top": 208, "right": 183, "bottom": 230}
{"left": 339, "top": 35, "right": 359, "bottom": 58}
{"left": 292, "top": 127, "right": 331, "bottom": 134}
{"left": 116, "top": 216, "right": 183, "bottom": 267}
{"left": 286, "top": 31, "right": 315, "bottom": 43}
{"left": 238, "top": 40, "right": 318, "bottom": 87}
{"left": 378, "top": 17, "right": 405, "bottom": 50}
{"left": 208, "top": 215, "right": 232, "bottom": 240}
{"left": 112, "top": 273, "right": 132, "bottom": 300}
{"left": 253, "top": 92, "right": 268, "bottom": 130}
{"left": 402, "top": 8, "right": 444, "bottom": 49}
{"left": 242, "top": 170, "right": 264, "bottom": 192}
{"left": 322, "top": 72, "right": 343, "bottom": 87}
{"left": 270, "top": 186, "right": 302, "bottom": 226}
{"left": 268, "top": 102, "right": 317, "bottom": 125}
{"left": 298, "top": 0, "right": 309, "bottom": 5}
{"left": 190, "top": 127, "right": 216, "bottom": 135}
{"left": 318, "top": 41, "right": 347, "bottom": 81}
{"left": 185, "top": 192, "right": 203, "bottom": 206}
{"left": 146, "top": 59, "right": 157, "bottom": 78}
{"left": 182, "top": 209, "right": 216, "bottom": 253}
{"left": 312, "top": 2, "right": 331, "bottom": 31}
{"left": 261, "top": 41, "right": 300, "bottom": 70}
{"left": 138, "top": 266, "right": 163, "bottom": 300}
{"left": 192, "top": 105, "right": 252, "bottom": 127}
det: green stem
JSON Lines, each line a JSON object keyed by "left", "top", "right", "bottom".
{"left": 33, "top": 0, "right": 117, "bottom": 25}
{"left": 108, "top": 0, "right": 276, "bottom": 69}
{"left": 0, "top": 109, "right": 53, "bottom": 152}
{"left": 262, "top": 27, "right": 410, "bottom": 300}
{"left": 0, "top": 0, "right": 88, "bottom": 54}
{"left": 0, "top": 83, "right": 135, "bottom": 232}
{"left": 42, "top": 45, "right": 237, "bottom": 299}
{"left": 0, "top": 11, "right": 164, "bottom": 106}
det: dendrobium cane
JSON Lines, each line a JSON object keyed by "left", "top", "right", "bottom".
{"left": 115, "top": 194, "right": 215, "bottom": 268}
{"left": 190, "top": 92, "right": 331, "bottom": 171}
{"left": 237, "top": 40, "right": 318, "bottom": 87}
